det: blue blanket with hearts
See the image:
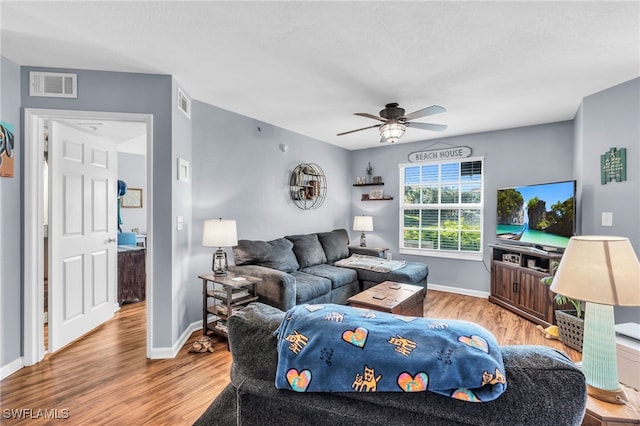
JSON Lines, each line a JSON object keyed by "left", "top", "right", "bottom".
{"left": 274, "top": 304, "right": 507, "bottom": 402}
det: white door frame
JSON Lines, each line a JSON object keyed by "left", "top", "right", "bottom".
{"left": 23, "top": 108, "right": 154, "bottom": 365}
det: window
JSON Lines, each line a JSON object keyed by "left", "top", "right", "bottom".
{"left": 399, "top": 157, "right": 484, "bottom": 260}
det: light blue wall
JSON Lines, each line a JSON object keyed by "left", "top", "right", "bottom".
{"left": 577, "top": 77, "right": 640, "bottom": 323}
{"left": 188, "top": 100, "right": 352, "bottom": 321}
{"left": 19, "top": 66, "right": 177, "bottom": 348}
{"left": 2, "top": 59, "right": 637, "bottom": 375}
{"left": 0, "top": 56, "right": 22, "bottom": 368}
{"left": 350, "top": 121, "right": 575, "bottom": 293}
{"left": 117, "top": 153, "right": 147, "bottom": 233}
{"left": 171, "top": 79, "right": 193, "bottom": 342}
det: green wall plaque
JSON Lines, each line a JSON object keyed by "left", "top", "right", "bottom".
{"left": 600, "top": 147, "right": 626, "bottom": 184}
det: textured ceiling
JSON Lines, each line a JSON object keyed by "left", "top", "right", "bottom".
{"left": 1, "top": 1, "right": 638, "bottom": 150}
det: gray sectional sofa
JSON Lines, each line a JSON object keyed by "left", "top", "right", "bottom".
{"left": 195, "top": 302, "right": 588, "bottom": 425}
{"left": 229, "top": 229, "right": 428, "bottom": 311}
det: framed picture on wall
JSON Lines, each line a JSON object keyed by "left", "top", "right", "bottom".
{"left": 177, "top": 157, "right": 189, "bottom": 182}
{"left": 121, "top": 188, "right": 143, "bottom": 208}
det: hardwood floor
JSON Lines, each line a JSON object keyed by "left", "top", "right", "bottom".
{"left": 0, "top": 291, "right": 580, "bottom": 425}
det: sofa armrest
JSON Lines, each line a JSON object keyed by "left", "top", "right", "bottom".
{"left": 228, "top": 265, "right": 297, "bottom": 311}
{"left": 348, "top": 246, "right": 387, "bottom": 258}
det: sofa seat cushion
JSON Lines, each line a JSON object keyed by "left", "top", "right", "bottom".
{"left": 356, "top": 262, "right": 428, "bottom": 285}
{"left": 285, "top": 234, "right": 328, "bottom": 268}
{"left": 301, "top": 264, "right": 358, "bottom": 290}
{"left": 291, "top": 271, "right": 332, "bottom": 304}
{"left": 316, "top": 229, "right": 350, "bottom": 263}
{"left": 233, "top": 238, "right": 299, "bottom": 273}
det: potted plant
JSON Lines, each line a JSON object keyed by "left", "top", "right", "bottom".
{"left": 541, "top": 265, "right": 585, "bottom": 352}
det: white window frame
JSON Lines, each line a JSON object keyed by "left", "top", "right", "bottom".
{"left": 398, "top": 156, "right": 484, "bottom": 261}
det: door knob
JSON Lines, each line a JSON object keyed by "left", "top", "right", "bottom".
{"left": 108, "top": 237, "right": 117, "bottom": 243}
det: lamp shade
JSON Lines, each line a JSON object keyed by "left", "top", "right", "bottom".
{"left": 379, "top": 122, "right": 406, "bottom": 143}
{"left": 550, "top": 235, "right": 640, "bottom": 306}
{"left": 353, "top": 215, "right": 373, "bottom": 232}
{"left": 202, "top": 219, "right": 238, "bottom": 247}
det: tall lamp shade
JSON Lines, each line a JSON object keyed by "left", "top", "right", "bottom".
{"left": 202, "top": 219, "right": 238, "bottom": 276}
{"left": 353, "top": 215, "right": 373, "bottom": 247}
{"left": 550, "top": 235, "right": 640, "bottom": 404}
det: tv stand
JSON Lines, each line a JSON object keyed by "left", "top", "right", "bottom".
{"left": 488, "top": 243, "right": 565, "bottom": 327}
{"left": 527, "top": 246, "right": 549, "bottom": 255}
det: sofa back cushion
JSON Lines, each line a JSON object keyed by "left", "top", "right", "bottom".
{"left": 285, "top": 233, "right": 327, "bottom": 268}
{"left": 232, "top": 238, "right": 299, "bottom": 273}
{"left": 317, "top": 229, "right": 350, "bottom": 263}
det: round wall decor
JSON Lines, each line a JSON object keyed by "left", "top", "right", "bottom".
{"left": 289, "top": 163, "right": 327, "bottom": 210}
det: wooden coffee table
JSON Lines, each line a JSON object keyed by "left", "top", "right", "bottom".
{"left": 347, "top": 281, "right": 426, "bottom": 317}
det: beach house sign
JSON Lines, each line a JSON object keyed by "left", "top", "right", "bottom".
{"left": 408, "top": 146, "right": 472, "bottom": 163}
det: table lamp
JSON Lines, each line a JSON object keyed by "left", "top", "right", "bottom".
{"left": 550, "top": 235, "right": 640, "bottom": 404}
{"left": 202, "top": 218, "right": 238, "bottom": 276}
{"left": 353, "top": 215, "right": 373, "bottom": 247}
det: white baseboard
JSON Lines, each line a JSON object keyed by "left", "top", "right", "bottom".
{"left": 1, "top": 357, "right": 24, "bottom": 381}
{"left": 148, "top": 320, "right": 202, "bottom": 359}
{"left": 428, "top": 283, "right": 489, "bottom": 299}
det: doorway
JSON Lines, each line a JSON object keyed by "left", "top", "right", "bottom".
{"left": 23, "top": 109, "right": 153, "bottom": 365}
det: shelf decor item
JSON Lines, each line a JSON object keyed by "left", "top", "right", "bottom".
{"left": 353, "top": 215, "right": 373, "bottom": 247}
{"left": 202, "top": 218, "right": 238, "bottom": 276}
{"left": 369, "top": 188, "right": 384, "bottom": 199}
{"left": 550, "top": 235, "right": 640, "bottom": 405}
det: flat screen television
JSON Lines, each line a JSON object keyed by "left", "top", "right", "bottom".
{"left": 496, "top": 180, "right": 576, "bottom": 250}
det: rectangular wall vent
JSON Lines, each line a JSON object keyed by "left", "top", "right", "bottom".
{"left": 29, "top": 72, "right": 77, "bottom": 98}
{"left": 177, "top": 87, "right": 191, "bottom": 119}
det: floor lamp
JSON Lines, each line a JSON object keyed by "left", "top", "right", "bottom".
{"left": 550, "top": 235, "right": 640, "bottom": 404}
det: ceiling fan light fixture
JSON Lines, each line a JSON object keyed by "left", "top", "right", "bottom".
{"left": 380, "top": 122, "right": 405, "bottom": 143}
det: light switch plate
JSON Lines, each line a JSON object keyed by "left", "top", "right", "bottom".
{"left": 602, "top": 212, "right": 613, "bottom": 227}
{"left": 177, "top": 216, "right": 183, "bottom": 230}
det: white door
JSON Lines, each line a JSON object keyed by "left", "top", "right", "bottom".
{"left": 48, "top": 121, "right": 118, "bottom": 352}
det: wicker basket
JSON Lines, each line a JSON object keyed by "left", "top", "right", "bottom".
{"left": 555, "top": 310, "right": 584, "bottom": 352}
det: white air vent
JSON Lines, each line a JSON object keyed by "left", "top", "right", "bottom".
{"left": 30, "top": 72, "right": 77, "bottom": 98}
{"left": 177, "top": 87, "right": 191, "bottom": 119}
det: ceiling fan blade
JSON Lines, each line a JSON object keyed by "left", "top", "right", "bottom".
{"left": 337, "top": 124, "right": 382, "bottom": 136}
{"left": 354, "top": 112, "right": 387, "bottom": 123}
{"left": 403, "top": 105, "right": 446, "bottom": 121}
{"left": 407, "top": 122, "right": 448, "bottom": 132}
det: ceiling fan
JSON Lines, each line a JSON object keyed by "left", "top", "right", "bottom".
{"left": 337, "top": 103, "right": 447, "bottom": 143}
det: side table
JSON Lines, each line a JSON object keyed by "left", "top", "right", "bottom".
{"left": 582, "top": 384, "right": 640, "bottom": 425}
{"left": 198, "top": 272, "right": 261, "bottom": 340}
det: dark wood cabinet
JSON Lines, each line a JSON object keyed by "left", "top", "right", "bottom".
{"left": 117, "top": 247, "right": 146, "bottom": 305}
{"left": 489, "top": 244, "right": 563, "bottom": 327}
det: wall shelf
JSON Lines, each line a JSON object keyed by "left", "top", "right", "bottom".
{"left": 289, "top": 163, "right": 327, "bottom": 210}
{"left": 361, "top": 197, "right": 393, "bottom": 201}
{"left": 353, "top": 183, "right": 384, "bottom": 187}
